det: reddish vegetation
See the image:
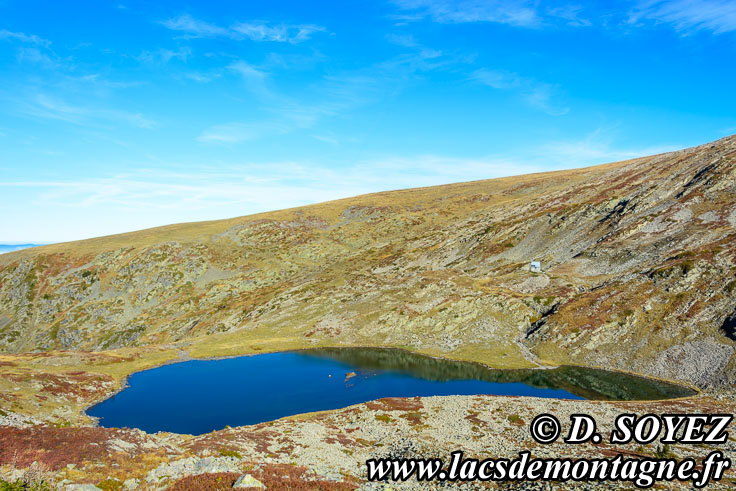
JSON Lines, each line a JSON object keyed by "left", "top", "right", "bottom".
{"left": 167, "top": 465, "right": 357, "bottom": 490}
{"left": 0, "top": 426, "right": 153, "bottom": 470}
{"left": 304, "top": 326, "right": 342, "bottom": 338}
{"left": 6, "top": 371, "right": 112, "bottom": 398}
{"left": 465, "top": 410, "right": 484, "bottom": 426}
{"left": 167, "top": 472, "right": 240, "bottom": 490}
{"left": 365, "top": 397, "right": 423, "bottom": 412}
{"left": 324, "top": 433, "right": 356, "bottom": 447}
{"left": 245, "top": 428, "right": 278, "bottom": 455}
{"left": 460, "top": 194, "right": 491, "bottom": 204}
{"left": 250, "top": 463, "right": 356, "bottom": 490}
{"left": 399, "top": 412, "right": 423, "bottom": 426}
{"left": 187, "top": 426, "right": 280, "bottom": 456}
{"left": 24, "top": 352, "right": 54, "bottom": 359}
{"left": 0, "top": 361, "right": 16, "bottom": 367}
{"left": 0, "top": 392, "right": 20, "bottom": 403}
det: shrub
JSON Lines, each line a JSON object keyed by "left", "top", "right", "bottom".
{"left": 655, "top": 444, "right": 675, "bottom": 459}
{"left": 217, "top": 449, "right": 241, "bottom": 459}
{"left": 96, "top": 478, "right": 123, "bottom": 491}
{"left": 0, "top": 479, "right": 25, "bottom": 491}
{"left": 0, "top": 462, "right": 54, "bottom": 491}
{"left": 726, "top": 280, "right": 736, "bottom": 294}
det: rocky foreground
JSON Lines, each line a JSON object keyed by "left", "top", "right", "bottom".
{"left": 2, "top": 393, "right": 735, "bottom": 489}
{"left": 1, "top": 135, "right": 735, "bottom": 488}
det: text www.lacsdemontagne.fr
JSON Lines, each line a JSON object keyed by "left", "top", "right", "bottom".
{"left": 366, "top": 450, "right": 730, "bottom": 488}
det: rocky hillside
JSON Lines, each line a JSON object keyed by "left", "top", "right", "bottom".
{"left": 1, "top": 135, "right": 735, "bottom": 388}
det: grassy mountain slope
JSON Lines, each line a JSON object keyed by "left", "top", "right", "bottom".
{"left": 1, "top": 135, "right": 735, "bottom": 389}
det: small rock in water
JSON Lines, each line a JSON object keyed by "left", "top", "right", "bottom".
{"left": 233, "top": 473, "right": 266, "bottom": 488}
{"left": 345, "top": 371, "right": 357, "bottom": 381}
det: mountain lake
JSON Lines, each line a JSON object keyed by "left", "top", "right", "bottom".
{"left": 87, "top": 347, "right": 696, "bottom": 435}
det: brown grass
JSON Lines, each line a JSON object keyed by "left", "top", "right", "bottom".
{"left": 167, "top": 472, "right": 240, "bottom": 490}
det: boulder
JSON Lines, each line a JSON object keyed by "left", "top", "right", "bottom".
{"left": 233, "top": 473, "right": 266, "bottom": 488}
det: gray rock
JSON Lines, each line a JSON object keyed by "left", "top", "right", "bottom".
{"left": 145, "top": 456, "right": 241, "bottom": 482}
{"left": 233, "top": 473, "right": 266, "bottom": 488}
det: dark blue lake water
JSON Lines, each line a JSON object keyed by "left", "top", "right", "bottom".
{"left": 87, "top": 348, "right": 694, "bottom": 435}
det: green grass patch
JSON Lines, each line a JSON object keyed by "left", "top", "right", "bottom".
{"left": 726, "top": 280, "right": 736, "bottom": 294}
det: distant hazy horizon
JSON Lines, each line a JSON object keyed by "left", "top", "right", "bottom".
{"left": 0, "top": 244, "right": 44, "bottom": 254}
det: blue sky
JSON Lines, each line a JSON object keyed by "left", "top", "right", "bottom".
{"left": 1, "top": 0, "right": 735, "bottom": 243}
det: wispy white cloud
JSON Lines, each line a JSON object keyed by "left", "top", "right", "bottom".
{"left": 629, "top": 0, "right": 736, "bottom": 34}
{"left": 184, "top": 72, "right": 219, "bottom": 83}
{"left": 311, "top": 134, "right": 339, "bottom": 145}
{"left": 390, "top": 0, "right": 540, "bottom": 27}
{"left": 0, "top": 29, "right": 50, "bottom": 46}
{"left": 196, "top": 123, "right": 261, "bottom": 143}
{"left": 70, "top": 74, "right": 145, "bottom": 89}
{"left": 232, "top": 22, "right": 326, "bottom": 43}
{"left": 15, "top": 46, "right": 60, "bottom": 68}
{"left": 524, "top": 86, "right": 570, "bottom": 116}
{"left": 19, "top": 94, "right": 86, "bottom": 124}
{"left": 160, "top": 14, "right": 229, "bottom": 37}
{"left": 228, "top": 60, "right": 267, "bottom": 81}
{"left": 0, "top": 132, "right": 681, "bottom": 242}
{"left": 137, "top": 47, "right": 191, "bottom": 64}
{"left": 2, "top": 28, "right": 157, "bottom": 138}
{"left": 9, "top": 129, "right": 675, "bottom": 207}
{"left": 14, "top": 93, "right": 157, "bottom": 129}
{"left": 468, "top": 69, "right": 521, "bottom": 89}
{"left": 385, "top": 33, "right": 420, "bottom": 48}
{"left": 161, "top": 14, "right": 327, "bottom": 43}
{"left": 196, "top": 122, "right": 288, "bottom": 143}
{"left": 0, "top": 134, "right": 669, "bottom": 214}
{"left": 546, "top": 5, "right": 592, "bottom": 27}
{"left": 536, "top": 129, "right": 679, "bottom": 168}
{"left": 0, "top": 156, "right": 545, "bottom": 216}
{"left": 383, "top": 33, "right": 447, "bottom": 64}
{"left": 219, "top": 63, "right": 418, "bottom": 139}
{"left": 263, "top": 50, "right": 329, "bottom": 71}
{"left": 201, "top": 41, "right": 461, "bottom": 144}
{"left": 391, "top": 1, "right": 597, "bottom": 29}
{"left": 226, "top": 60, "right": 273, "bottom": 99}
{"left": 469, "top": 68, "right": 569, "bottom": 116}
